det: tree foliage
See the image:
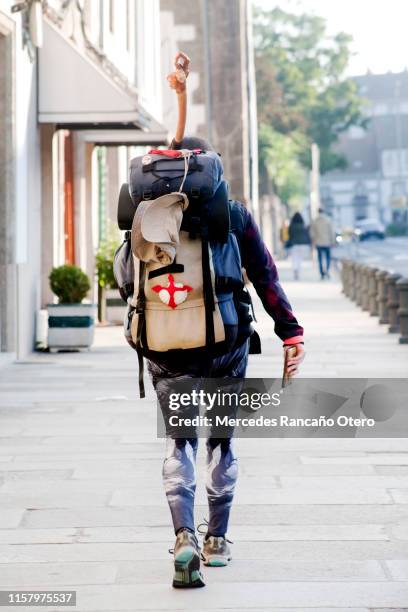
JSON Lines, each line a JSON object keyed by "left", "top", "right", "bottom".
{"left": 95, "top": 222, "right": 121, "bottom": 289}
{"left": 254, "top": 5, "right": 368, "bottom": 202}
{"left": 259, "top": 124, "right": 307, "bottom": 208}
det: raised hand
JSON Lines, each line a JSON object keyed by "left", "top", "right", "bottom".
{"left": 167, "top": 51, "right": 190, "bottom": 94}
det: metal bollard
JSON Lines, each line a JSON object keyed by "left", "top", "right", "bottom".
{"left": 341, "top": 259, "right": 349, "bottom": 295}
{"left": 386, "top": 272, "right": 402, "bottom": 333}
{"left": 397, "top": 277, "right": 408, "bottom": 344}
{"left": 348, "top": 261, "right": 356, "bottom": 301}
{"left": 361, "top": 266, "right": 370, "bottom": 311}
{"left": 355, "top": 263, "right": 364, "bottom": 307}
{"left": 376, "top": 269, "right": 389, "bottom": 324}
{"left": 368, "top": 267, "right": 379, "bottom": 316}
{"left": 345, "top": 260, "right": 353, "bottom": 298}
{"left": 345, "top": 260, "right": 352, "bottom": 297}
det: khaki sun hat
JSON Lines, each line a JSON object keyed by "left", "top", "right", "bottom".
{"left": 131, "top": 192, "right": 189, "bottom": 264}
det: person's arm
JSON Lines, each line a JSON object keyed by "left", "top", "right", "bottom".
{"left": 166, "top": 52, "right": 190, "bottom": 149}
{"left": 240, "top": 206, "right": 305, "bottom": 375}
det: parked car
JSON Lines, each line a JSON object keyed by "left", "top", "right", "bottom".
{"left": 353, "top": 218, "right": 385, "bottom": 241}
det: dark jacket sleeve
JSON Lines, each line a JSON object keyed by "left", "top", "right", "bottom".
{"left": 239, "top": 205, "right": 304, "bottom": 342}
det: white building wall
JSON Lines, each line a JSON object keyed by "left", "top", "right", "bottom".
{"left": 1, "top": 0, "right": 164, "bottom": 358}
{"left": 136, "top": 0, "right": 163, "bottom": 123}
{"left": 0, "top": 1, "right": 42, "bottom": 358}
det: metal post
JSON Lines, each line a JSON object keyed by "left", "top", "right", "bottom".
{"left": 368, "top": 267, "right": 379, "bottom": 316}
{"left": 349, "top": 261, "right": 357, "bottom": 301}
{"left": 387, "top": 273, "right": 402, "bottom": 333}
{"left": 397, "top": 277, "right": 408, "bottom": 344}
{"left": 355, "top": 263, "right": 363, "bottom": 307}
{"left": 376, "top": 269, "right": 389, "bottom": 324}
{"left": 341, "top": 259, "right": 349, "bottom": 295}
{"left": 361, "top": 266, "right": 370, "bottom": 311}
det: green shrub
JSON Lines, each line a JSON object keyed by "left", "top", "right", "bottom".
{"left": 49, "top": 265, "right": 91, "bottom": 304}
{"left": 95, "top": 225, "right": 121, "bottom": 289}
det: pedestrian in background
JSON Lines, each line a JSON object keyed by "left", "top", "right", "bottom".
{"left": 310, "top": 208, "right": 336, "bottom": 280}
{"left": 280, "top": 219, "right": 290, "bottom": 259}
{"left": 288, "top": 212, "right": 311, "bottom": 280}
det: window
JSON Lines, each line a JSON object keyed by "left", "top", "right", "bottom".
{"left": 391, "top": 181, "right": 406, "bottom": 197}
{"left": 382, "top": 149, "right": 408, "bottom": 177}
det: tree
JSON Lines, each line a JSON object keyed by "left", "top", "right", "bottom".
{"left": 259, "top": 124, "right": 307, "bottom": 209}
{"left": 254, "top": 6, "right": 368, "bottom": 202}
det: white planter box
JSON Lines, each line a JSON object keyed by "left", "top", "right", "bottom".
{"left": 106, "top": 288, "right": 126, "bottom": 325}
{"left": 47, "top": 303, "right": 96, "bottom": 350}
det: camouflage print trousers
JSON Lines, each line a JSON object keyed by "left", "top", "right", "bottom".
{"left": 147, "top": 340, "right": 249, "bottom": 536}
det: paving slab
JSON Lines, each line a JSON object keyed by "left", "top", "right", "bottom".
{"left": 10, "top": 582, "right": 406, "bottom": 610}
{"left": 0, "top": 562, "right": 118, "bottom": 587}
{"left": 385, "top": 560, "right": 408, "bottom": 580}
{"left": 0, "top": 469, "right": 73, "bottom": 481}
{"left": 1, "top": 264, "right": 407, "bottom": 610}
{"left": 0, "top": 509, "right": 25, "bottom": 528}
{"left": 116, "top": 559, "right": 386, "bottom": 584}
{"left": 17, "top": 503, "right": 408, "bottom": 529}
{"left": 279, "top": 476, "right": 408, "bottom": 488}
{"left": 2, "top": 541, "right": 408, "bottom": 563}
{"left": 0, "top": 524, "right": 388, "bottom": 545}
{"left": 389, "top": 489, "right": 408, "bottom": 503}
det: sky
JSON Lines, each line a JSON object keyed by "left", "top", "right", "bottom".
{"left": 254, "top": 0, "right": 408, "bottom": 76}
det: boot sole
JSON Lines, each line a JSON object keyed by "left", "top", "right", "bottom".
{"left": 201, "top": 553, "right": 231, "bottom": 567}
{"left": 173, "top": 546, "right": 205, "bottom": 588}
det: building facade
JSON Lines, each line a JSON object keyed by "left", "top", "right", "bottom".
{"left": 0, "top": 0, "right": 258, "bottom": 362}
{"left": 0, "top": 0, "right": 166, "bottom": 362}
{"left": 320, "top": 71, "right": 408, "bottom": 230}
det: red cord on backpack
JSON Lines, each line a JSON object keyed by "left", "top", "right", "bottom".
{"left": 148, "top": 149, "right": 202, "bottom": 157}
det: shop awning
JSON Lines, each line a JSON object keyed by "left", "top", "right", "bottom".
{"left": 79, "top": 130, "right": 168, "bottom": 146}
{"left": 38, "top": 19, "right": 168, "bottom": 143}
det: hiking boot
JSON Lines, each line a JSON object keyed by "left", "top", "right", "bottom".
{"left": 172, "top": 529, "right": 205, "bottom": 588}
{"left": 201, "top": 534, "right": 232, "bottom": 567}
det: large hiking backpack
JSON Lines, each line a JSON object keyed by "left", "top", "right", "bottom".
{"left": 114, "top": 149, "right": 251, "bottom": 398}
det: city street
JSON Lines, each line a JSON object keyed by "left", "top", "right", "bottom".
{"left": 336, "top": 237, "right": 408, "bottom": 276}
{"left": 2, "top": 0, "right": 408, "bottom": 609}
{"left": 0, "top": 261, "right": 408, "bottom": 611}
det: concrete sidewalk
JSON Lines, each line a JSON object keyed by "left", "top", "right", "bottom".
{"left": 0, "top": 260, "right": 408, "bottom": 611}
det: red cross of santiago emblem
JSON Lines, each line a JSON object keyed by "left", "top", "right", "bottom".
{"left": 152, "top": 274, "right": 193, "bottom": 309}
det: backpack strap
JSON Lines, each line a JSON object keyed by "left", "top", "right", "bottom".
{"left": 215, "top": 276, "right": 244, "bottom": 293}
{"left": 229, "top": 200, "right": 246, "bottom": 249}
{"left": 135, "top": 261, "right": 147, "bottom": 398}
{"left": 201, "top": 213, "right": 216, "bottom": 347}
{"left": 148, "top": 261, "right": 184, "bottom": 280}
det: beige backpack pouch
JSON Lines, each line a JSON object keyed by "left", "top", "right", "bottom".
{"left": 131, "top": 232, "right": 225, "bottom": 351}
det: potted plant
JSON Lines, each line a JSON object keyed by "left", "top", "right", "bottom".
{"left": 48, "top": 265, "right": 96, "bottom": 350}
{"left": 95, "top": 227, "right": 124, "bottom": 324}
